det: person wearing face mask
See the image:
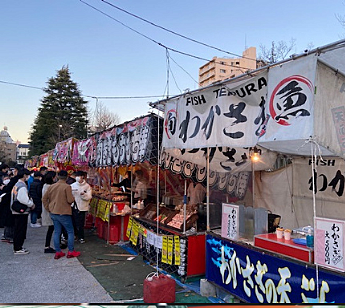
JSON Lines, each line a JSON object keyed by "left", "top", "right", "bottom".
{"left": 70, "top": 171, "right": 92, "bottom": 244}
{"left": 0, "top": 163, "right": 9, "bottom": 185}
{"left": 11, "top": 168, "right": 35, "bottom": 254}
{"left": 1, "top": 166, "right": 20, "bottom": 243}
{"left": 2, "top": 177, "right": 10, "bottom": 186}
{"left": 0, "top": 175, "right": 11, "bottom": 229}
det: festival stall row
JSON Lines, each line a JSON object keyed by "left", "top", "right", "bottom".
{"left": 26, "top": 113, "right": 208, "bottom": 280}
{"left": 26, "top": 115, "right": 164, "bottom": 243}
{"left": 151, "top": 40, "right": 345, "bottom": 303}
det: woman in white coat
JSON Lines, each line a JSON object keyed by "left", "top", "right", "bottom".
{"left": 41, "top": 171, "right": 56, "bottom": 253}
{"left": 71, "top": 171, "right": 92, "bottom": 244}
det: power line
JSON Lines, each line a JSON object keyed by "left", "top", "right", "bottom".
{"left": 166, "top": 49, "right": 182, "bottom": 94}
{"left": 0, "top": 79, "right": 176, "bottom": 100}
{"left": 169, "top": 54, "right": 199, "bottom": 85}
{"left": 0, "top": 80, "right": 42, "bottom": 90}
{"left": 99, "top": 0, "right": 257, "bottom": 62}
{"left": 79, "top": 0, "right": 256, "bottom": 72}
{"left": 84, "top": 95, "right": 168, "bottom": 99}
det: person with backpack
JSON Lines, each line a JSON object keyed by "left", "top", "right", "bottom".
{"left": 11, "top": 168, "right": 35, "bottom": 255}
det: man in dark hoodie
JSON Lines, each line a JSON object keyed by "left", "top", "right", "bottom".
{"left": 29, "top": 171, "right": 43, "bottom": 228}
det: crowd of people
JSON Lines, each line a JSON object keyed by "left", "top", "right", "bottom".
{"left": 0, "top": 163, "right": 92, "bottom": 259}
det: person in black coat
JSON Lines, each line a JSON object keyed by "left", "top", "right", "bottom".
{"left": 28, "top": 171, "right": 43, "bottom": 227}
{"left": 0, "top": 163, "right": 9, "bottom": 185}
{"left": 0, "top": 166, "right": 21, "bottom": 242}
{"left": 112, "top": 171, "right": 132, "bottom": 192}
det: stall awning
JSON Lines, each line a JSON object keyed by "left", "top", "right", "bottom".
{"left": 156, "top": 40, "right": 345, "bottom": 161}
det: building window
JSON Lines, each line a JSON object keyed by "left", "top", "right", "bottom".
{"left": 220, "top": 61, "right": 226, "bottom": 65}
{"left": 220, "top": 69, "right": 226, "bottom": 74}
{"left": 236, "top": 61, "right": 240, "bottom": 65}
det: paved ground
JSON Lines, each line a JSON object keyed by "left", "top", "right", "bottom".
{"left": 0, "top": 224, "right": 113, "bottom": 303}
{"left": 0, "top": 221, "right": 221, "bottom": 304}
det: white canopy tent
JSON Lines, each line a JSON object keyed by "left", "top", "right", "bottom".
{"left": 152, "top": 39, "right": 345, "bottom": 230}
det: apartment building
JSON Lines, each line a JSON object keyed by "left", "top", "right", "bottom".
{"left": 199, "top": 47, "right": 257, "bottom": 88}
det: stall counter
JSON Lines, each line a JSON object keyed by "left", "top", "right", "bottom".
{"left": 129, "top": 215, "right": 205, "bottom": 281}
{"left": 254, "top": 233, "right": 314, "bottom": 263}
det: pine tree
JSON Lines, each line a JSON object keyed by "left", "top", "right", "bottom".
{"left": 29, "top": 66, "right": 88, "bottom": 156}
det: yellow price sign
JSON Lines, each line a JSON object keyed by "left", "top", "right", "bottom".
{"left": 161, "top": 236, "right": 168, "bottom": 264}
{"left": 167, "top": 236, "right": 174, "bottom": 265}
{"left": 174, "top": 236, "right": 180, "bottom": 266}
{"left": 126, "top": 216, "right": 133, "bottom": 238}
{"left": 130, "top": 222, "right": 139, "bottom": 246}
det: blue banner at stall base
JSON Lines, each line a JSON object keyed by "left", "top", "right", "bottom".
{"left": 206, "top": 233, "right": 345, "bottom": 303}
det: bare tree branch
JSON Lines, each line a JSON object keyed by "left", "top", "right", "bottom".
{"left": 259, "top": 38, "right": 296, "bottom": 64}
{"left": 89, "top": 101, "right": 121, "bottom": 133}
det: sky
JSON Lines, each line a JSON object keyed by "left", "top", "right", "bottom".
{"left": 1, "top": 0, "right": 345, "bottom": 144}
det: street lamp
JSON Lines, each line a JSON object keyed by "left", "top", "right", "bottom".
{"left": 58, "top": 124, "right": 62, "bottom": 141}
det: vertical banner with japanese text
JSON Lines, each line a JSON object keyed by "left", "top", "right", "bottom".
{"left": 162, "top": 236, "right": 168, "bottom": 264}
{"left": 167, "top": 236, "right": 174, "bottom": 265}
{"left": 259, "top": 56, "right": 316, "bottom": 145}
{"left": 315, "top": 217, "right": 345, "bottom": 272}
{"left": 221, "top": 203, "right": 240, "bottom": 240}
{"left": 174, "top": 235, "right": 181, "bottom": 266}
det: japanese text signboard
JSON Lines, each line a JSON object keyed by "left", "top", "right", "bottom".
{"left": 163, "top": 72, "right": 268, "bottom": 149}
{"left": 163, "top": 56, "right": 317, "bottom": 152}
{"left": 206, "top": 233, "right": 345, "bottom": 303}
{"left": 221, "top": 203, "right": 239, "bottom": 240}
{"left": 315, "top": 217, "right": 345, "bottom": 272}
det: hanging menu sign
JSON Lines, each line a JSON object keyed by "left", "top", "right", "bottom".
{"left": 315, "top": 217, "right": 345, "bottom": 272}
{"left": 221, "top": 203, "right": 240, "bottom": 240}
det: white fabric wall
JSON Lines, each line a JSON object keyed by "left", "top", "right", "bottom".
{"left": 314, "top": 61, "right": 345, "bottom": 159}
{"left": 254, "top": 157, "right": 345, "bottom": 230}
{"left": 254, "top": 164, "right": 301, "bottom": 229}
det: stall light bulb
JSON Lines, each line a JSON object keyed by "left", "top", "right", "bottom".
{"left": 251, "top": 153, "right": 260, "bottom": 162}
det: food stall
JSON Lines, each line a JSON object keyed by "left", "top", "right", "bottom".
{"left": 128, "top": 202, "right": 206, "bottom": 282}
{"left": 82, "top": 113, "right": 209, "bottom": 280}
{"left": 80, "top": 114, "right": 162, "bottom": 244}
{"left": 25, "top": 109, "right": 210, "bottom": 276}
{"left": 152, "top": 39, "right": 345, "bottom": 303}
